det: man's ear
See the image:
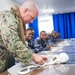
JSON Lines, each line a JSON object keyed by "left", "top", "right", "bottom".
{"left": 24, "top": 8, "right": 28, "bottom": 13}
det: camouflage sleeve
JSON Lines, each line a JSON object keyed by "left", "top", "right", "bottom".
{"left": 0, "top": 25, "right": 33, "bottom": 66}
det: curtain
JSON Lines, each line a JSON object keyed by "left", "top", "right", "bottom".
{"left": 29, "top": 17, "right": 39, "bottom": 39}
{"left": 53, "top": 12, "right": 75, "bottom": 39}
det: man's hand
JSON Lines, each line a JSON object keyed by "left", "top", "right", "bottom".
{"left": 32, "top": 53, "right": 48, "bottom": 65}
{"left": 46, "top": 45, "right": 51, "bottom": 49}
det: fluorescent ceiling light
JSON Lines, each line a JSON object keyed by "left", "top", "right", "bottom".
{"left": 42, "top": 8, "right": 54, "bottom": 13}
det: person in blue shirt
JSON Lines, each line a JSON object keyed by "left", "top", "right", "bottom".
{"left": 34, "top": 31, "right": 51, "bottom": 53}
{"left": 46, "top": 32, "right": 54, "bottom": 46}
{"left": 25, "top": 28, "right": 34, "bottom": 49}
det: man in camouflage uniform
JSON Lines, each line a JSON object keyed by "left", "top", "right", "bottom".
{"left": 0, "top": 1, "right": 48, "bottom": 73}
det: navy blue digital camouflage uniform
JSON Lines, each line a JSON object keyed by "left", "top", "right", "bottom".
{"left": 34, "top": 37, "right": 49, "bottom": 53}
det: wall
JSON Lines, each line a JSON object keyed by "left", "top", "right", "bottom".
{"left": 0, "top": 0, "right": 11, "bottom": 11}
{"left": 0, "top": 0, "right": 18, "bottom": 11}
{"left": 38, "top": 15, "right": 54, "bottom": 35}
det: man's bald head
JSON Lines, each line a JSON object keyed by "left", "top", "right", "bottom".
{"left": 22, "top": 1, "right": 38, "bottom": 12}
{"left": 19, "top": 1, "right": 39, "bottom": 24}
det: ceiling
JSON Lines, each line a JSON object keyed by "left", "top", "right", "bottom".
{"left": 8, "top": 0, "right": 75, "bottom": 16}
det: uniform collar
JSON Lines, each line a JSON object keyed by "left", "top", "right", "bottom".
{"left": 11, "top": 4, "right": 26, "bottom": 44}
{"left": 11, "top": 4, "right": 21, "bottom": 18}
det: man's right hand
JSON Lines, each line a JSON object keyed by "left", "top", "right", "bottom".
{"left": 32, "top": 53, "right": 48, "bottom": 65}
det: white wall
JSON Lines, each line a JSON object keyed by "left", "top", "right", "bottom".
{"left": 0, "top": 0, "right": 17, "bottom": 11}
{"left": 38, "top": 15, "right": 54, "bottom": 35}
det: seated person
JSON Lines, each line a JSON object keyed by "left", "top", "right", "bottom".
{"left": 25, "top": 28, "right": 34, "bottom": 49}
{"left": 31, "top": 28, "right": 35, "bottom": 39}
{"left": 51, "top": 30, "right": 63, "bottom": 45}
{"left": 34, "top": 31, "right": 51, "bottom": 53}
{"left": 51, "top": 30, "right": 57, "bottom": 43}
{"left": 46, "top": 33, "right": 54, "bottom": 46}
{"left": 56, "top": 33, "right": 60, "bottom": 40}
{"left": 46, "top": 33, "right": 51, "bottom": 41}
{"left": 56, "top": 32, "right": 64, "bottom": 43}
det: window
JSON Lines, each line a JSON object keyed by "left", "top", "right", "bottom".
{"left": 38, "top": 15, "right": 54, "bottom": 35}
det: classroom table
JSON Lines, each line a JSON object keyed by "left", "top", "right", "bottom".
{"left": 1, "top": 38, "right": 75, "bottom": 75}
